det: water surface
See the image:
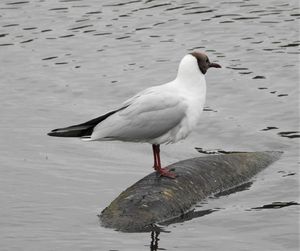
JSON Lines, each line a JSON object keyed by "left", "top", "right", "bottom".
{"left": 0, "top": 0, "right": 299, "bottom": 250}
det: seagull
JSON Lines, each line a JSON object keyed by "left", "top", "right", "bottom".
{"left": 48, "top": 52, "right": 221, "bottom": 178}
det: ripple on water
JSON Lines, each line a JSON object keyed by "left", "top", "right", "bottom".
{"left": 75, "top": 18, "right": 90, "bottom": 22}
{"left": 135, "top": 27, "right": 152, "bottom": 31}
{"left": 93, "top": 32, "right": 112, "bottom": 36}
{"left": 153, "top": 22, "right": 165, "bottom": 26}
{"left": 59, "top": 0, "right": 83, "bottom": 2}
{"left": 203, "top": 106, "right": 218, "bottom": 112}
{"left": 240, "top": 4, "right": 260, "bottom": 7}
{"left": 280, "top": 171, "right": 297, "bottom": 177}
{"left": 261, "top": 126, "right": 279, "bottom": 131}
{"left": 59, "top": 34, "right": 75, "bottom": 38}
{"left": 213, "top": 14, "right": 241, "bottom": 18}
{"left": 252, "top": 75, "right": 266, "bottom": 79}
{"left": 165, "top": 6, "right": 185, "bottom": 11}
{"left": 20, "top": 39, "right": 34, "bottom": 43}
{"left": 280, "top": 43, "right": 300, "bottom": 47}
{"left": 250, "top": 201, "right": 300, "bottom": 210}
{"left": 239, "top": 71, "right": 252, "bottom": 75}
{"left": 103, "top": 0, "right": 142, "bottom": 7}
{"left": 85, "top": 11, "right": 102, "bottom": 14}
{"left": 23, "top": 27, "right": 37, "bottom": 30}
{"left": 227, "top": 66, "right": 249, "bottom": 70}
{"left": 42, "top": 56, "right": 58, "bottom": 60}
{"left": 219, "top": 20, "right": 234, "bottom": 23}
{"left": 115, "top": 35, "right": 131, "bottom": 40}
{"left": 183, "top": 9, "right": 215, "bottom": 15}
{"left": 49, "top": 7, "right": 69, "bottom": 11}
{"left": 68, "top": 24, "right": 93, "bottom": 30}
{"left": 278, "top": 131, "right": 300, "bottom": 139}
{"left": 83, "top": 30, "right": 96, "bottom": 33}
{"left": 184, "top": 5, "right": 207, "bottom": 9}
{"left": 6, "top": 1, "right": 29, "bottom": 5}
{"left": 41, "top": 29, "right": 52, "bottom": 32}
{"left": 189, "top": 46, "right": 205, "bottom": 51}
{"left": 232, "top": 16, "right": 260, "bottom": 20}
{"left": 2, "top": 24, "right": 19, "bottom": 27}
{"left": 138, "top": 3, "right": 171, "bottom": 10}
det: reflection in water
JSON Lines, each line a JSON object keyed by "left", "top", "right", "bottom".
{"left": 160, "top": 209, "right": 216, "bottom": 226}
{"left": 150, "top": 231, "right": 160, "bottom": 251}
{"left": 214, "top": 181, "right": 253, "bottom": 197}
{"left": 250, "top": 201, "right": 299, "bottom": 210}
{"left": 147, "top": 180, "right": 254, "bottom": 249}
{"left": 146, "top": 210, "right": 217, "bottom": 250}
{"left": 158, "top": 181, "right": 253, "bottom": 227}
{"left": 195, "top": 147, "right": 247, "bottom": 155}
{"left": 145, "top": 181, "right": 255, "bottom": 250}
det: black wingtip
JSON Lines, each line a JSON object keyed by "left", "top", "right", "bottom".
{"left": 47, "top": 127, "right": 92, "bottom": 137}
{"left": 47, "top": 129, "right": 61, "bottom": 137}
{"left": 47, "top": 108, "right": 125, "bottom": 138}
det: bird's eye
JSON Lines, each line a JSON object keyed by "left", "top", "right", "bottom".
{"left": 206, "top": 58, "right": 209, "bottom": 63}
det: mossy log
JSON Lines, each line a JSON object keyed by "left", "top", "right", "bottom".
{"left": 100, "top": 151, "right": 282, "bottom": 232}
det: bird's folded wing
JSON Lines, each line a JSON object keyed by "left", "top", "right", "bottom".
{"left": 90, "top": 86, "right": 188, "bottom": 141}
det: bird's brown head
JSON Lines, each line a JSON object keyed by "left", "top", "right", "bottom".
{"left": 190, "top": 51, "right": 221, "bottom": 74}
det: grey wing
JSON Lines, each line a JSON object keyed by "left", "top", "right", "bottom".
{"left": 90, "top": 87, "right": 187, "bottom": 142}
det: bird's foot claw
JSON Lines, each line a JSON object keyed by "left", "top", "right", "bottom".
{"left": 157, "top": 168, "right": 176, "bottom": 179}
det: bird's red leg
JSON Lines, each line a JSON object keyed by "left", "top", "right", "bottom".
{"left": 152, "top": 144, "right": 176, "bottom": 179}
{"left": 152, "top": 144, "right": 158, "bottom": 169}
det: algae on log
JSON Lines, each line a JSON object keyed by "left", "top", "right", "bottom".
{"left": 100, "top": 151, "right": 282, "bottom": 232}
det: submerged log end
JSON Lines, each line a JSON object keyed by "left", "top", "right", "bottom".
{"left": 100, "top": 151, "right": 282, "bottom": 232}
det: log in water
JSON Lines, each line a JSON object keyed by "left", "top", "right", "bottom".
{"left": 100, "top": 151, "right": 282, "bottom": 232}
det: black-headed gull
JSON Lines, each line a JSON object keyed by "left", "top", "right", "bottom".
{"left": 48, "top": 52, "right": 221, "bottom": 178}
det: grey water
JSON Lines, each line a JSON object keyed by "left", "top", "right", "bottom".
{"left": 0, "top": 0, "right": 299, "bottom": 250}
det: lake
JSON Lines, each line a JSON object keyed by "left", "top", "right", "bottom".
{"left": 0, "top": 0, "right": 299, "bottom": 250}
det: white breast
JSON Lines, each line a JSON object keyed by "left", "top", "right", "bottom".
{"left": 149, "top": 54, "right": 207, "bottom": 144}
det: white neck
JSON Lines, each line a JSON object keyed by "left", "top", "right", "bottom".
{"left": 174, "top": 54, "right": 206, "bottom": 91}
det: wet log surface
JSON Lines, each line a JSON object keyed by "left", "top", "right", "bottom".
{"left": 100, "top": 151, "right": 282, "bottom": 232}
